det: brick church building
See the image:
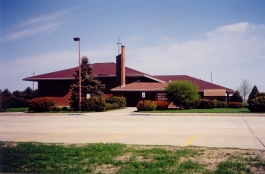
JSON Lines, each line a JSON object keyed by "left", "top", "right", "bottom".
{"left": 23, "top": 46, "right": 234, "bottom": 106}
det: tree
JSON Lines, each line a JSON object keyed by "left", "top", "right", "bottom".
{"left": 230, "top": 91, "right": 243, "bottom": 102}
{"left": 248, "top": 85, "right": 259, "bottom": 103}
{"left": 237, "top": 79, "right": 252, "bottom": 102}
{"left": 166, "top": 80, "right": 200, "bottom": 109}
{"left": 24, "top": 87, "right": 34, "bottom": 99}
{"left": 69, "top": 56, "right": 105, "bottom": 111}
{"left": 1, "top": 89, "right": 12, "bottom": 97}
{"left": 12, "top": 90, "right": 25, "bottom": 98}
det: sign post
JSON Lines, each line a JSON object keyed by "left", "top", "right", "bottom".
{"left": 142, "top": 92, "right": 145, "bottom": 99}
{"left": 142, "top": 92, "right": 145, "bottom": 109}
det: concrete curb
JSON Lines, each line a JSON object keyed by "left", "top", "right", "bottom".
{"left": 131, "top": 112, "right": 265, "bottom": 117}
{"left": 1, "top": 112, "right": 265, "bottom": 117}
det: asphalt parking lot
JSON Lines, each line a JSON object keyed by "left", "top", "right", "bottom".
{"left": 0, "top": 108, "right": 265, "bottom": 150}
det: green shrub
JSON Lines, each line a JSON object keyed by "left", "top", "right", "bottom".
{"left": 196, "top": 99, "right": 215, "bottom": 109}
{"left": 105, "top": 103, "right": 120, "bottom": 110}
{"left": 166, "top": 80, "right": 200, "bottom": 109}
{"left": 52, "top": 106, "right": 61, "bottom": 112}
{"left": 0, "top": 96, "right": 8, "bottom": 112}
{"left": 29, "top": 97, "right": 55, "bottom": 112}
{"left": 62, "top": 107, "right": 68, "bottom": 111}
{"left": 154, "top": 101, "right": 169, "bottom": 110}
{"left": 6, "top": 97, "right": 29, "bottom": 108}
{"left": 248, "top": 92, "right": 265, "bottom": 112}
{"left": 229, "top": 102, "right": 244, "bottom": 108}
{"left": 82, "top": 95, "right": 106, "bottom": 112}
{"left": 106, "top": 96, "right": 126, "bottom": 108}
{"left": 137, "top": 100, "right": 157, "bottom": 111}
{"left": 215, "top": 100, "right": 229, "bottom": 108}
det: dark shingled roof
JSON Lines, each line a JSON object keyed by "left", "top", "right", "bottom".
{"left": 23, "top": 62, "right": 145, "bottom": 81}
{"left": 23, "top": 63, "right": 233, "bottom": 93}
{"left": 153, "top": 75, "right": 234, "bottom": 93}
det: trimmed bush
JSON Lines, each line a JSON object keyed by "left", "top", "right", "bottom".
{"left": 82, "top": 95, "right": 106, "bottom": 112}
{"left": 215, "top": 100, "right": 229, "bottom": 108}
{"left": 248, "top": 92, "right": 265, "bottom": 112}
{"left": 107, "top": 96, "right": 126, "bottom": 108}
{"left": 105, "top": 103, "right": 120, "bottom": 110}
{"left": 6, "top": 97, "right": 29, "bottom": 108}
{"left": 196, "top": 99, "right": 215, "bottom": 109}
{"left": 229, "top": 102, "right": 244, "bottom": 108}
{"left": 0, "top": 96, "right": 8, "bottom": 112}
{"left": 52, "top": 106, "right": 61, "bottom": 112}
{"left": 29, "top": 97, "right": 55, "bottom": 112}
{"left": 154, "top": 101, "right": 169, "bottom": 110}
{"left": 137, "top": 100, "right": 157, "bottom": 111}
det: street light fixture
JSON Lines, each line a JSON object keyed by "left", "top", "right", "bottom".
{"left": 73, "top": 37, "right": 81, "bottom": 112}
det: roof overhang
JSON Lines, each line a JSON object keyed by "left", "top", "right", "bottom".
{"left": 111, "top": 88, "right": 166, "bottom": 92}
{"left": 23, "top": 78, "right": 75, "bottom": 81}
{"left": 111, "top": 82, "right": 168, "bottom": 92}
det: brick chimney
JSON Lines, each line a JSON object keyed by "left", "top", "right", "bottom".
{"left": 116, "top": 45, "right": 126, "bottom": 87}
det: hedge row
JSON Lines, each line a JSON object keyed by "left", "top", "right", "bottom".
{"left": 228, "top": 102, "right": 244, "bottom": 108}
{"left": 106, "top": 96, "right": 126, "bottom": 110}
{"left": 0, "top": 96, "right": 30, "bottom": 112}
{"left": 81, "top": 95, "right": 127, "bottom": 112}
{"left": 137, "top": 100, "right": 169, "bottom": 111}
{"left": 196, "top": 99, "right": 243, "bottom": 109}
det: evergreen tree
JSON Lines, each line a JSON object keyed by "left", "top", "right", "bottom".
{"left": 12, "top": 90, "right": 25, "bottom": 98}
{"left": 1, "top": 89, "right": 12, "bottom": 97}
{"left": 69, "top": 56, "right": 105, "bottom": 111}
{"left": 24, "top": 87, "right": 34, "bottom": 99}
{"left": 230, "top": 91, "right": 243, "bottom": 102}
{"left": 247, "top": 85, "right": 259, "bottom": 103}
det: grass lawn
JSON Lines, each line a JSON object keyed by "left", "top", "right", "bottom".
{"left": 1, "top": 141, "right": 264, "bottom": 173}
{"left": 146, "top": 108, "right": 250, "bottom": 113}
{"left": 6, "top": 108, "right": 28, "bottom": 112}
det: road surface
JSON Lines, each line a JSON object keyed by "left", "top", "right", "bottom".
{"left": 0, "top": 108, "right": 265, "bottom": 150}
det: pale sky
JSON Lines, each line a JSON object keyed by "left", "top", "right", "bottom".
{"left": 1, "top": 0, "right": 265, "bottom": 93}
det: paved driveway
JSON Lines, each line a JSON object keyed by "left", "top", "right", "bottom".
{"left": 0, "top": 108, "right": 265, "bottom": 150}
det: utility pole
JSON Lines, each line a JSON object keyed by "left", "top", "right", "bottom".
{"left": 33, "top": 72, "right": 35, "bottom": 90}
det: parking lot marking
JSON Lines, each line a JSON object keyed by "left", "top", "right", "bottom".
{"left": 94, "top": 133, "right": 126, "bottom": 143}
{"left": 183, "top": 135, "right": 196, "bottom": 147}
{"left": 17, "top": 133, "right": 63, "bottom": 142}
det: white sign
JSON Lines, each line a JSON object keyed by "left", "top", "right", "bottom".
{"left": 86, "top": 94, "right": 90, "bottom": 99}
{"left": 142, "top": 92, "right": 145, "bottom": 98}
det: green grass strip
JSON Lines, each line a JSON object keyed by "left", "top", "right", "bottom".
{"left": 1, "top": 142, "right": 264, "bottom": 173}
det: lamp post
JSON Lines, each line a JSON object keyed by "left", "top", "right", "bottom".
{"left": 73, "top": 37, "right": 81, "bottom": 112}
